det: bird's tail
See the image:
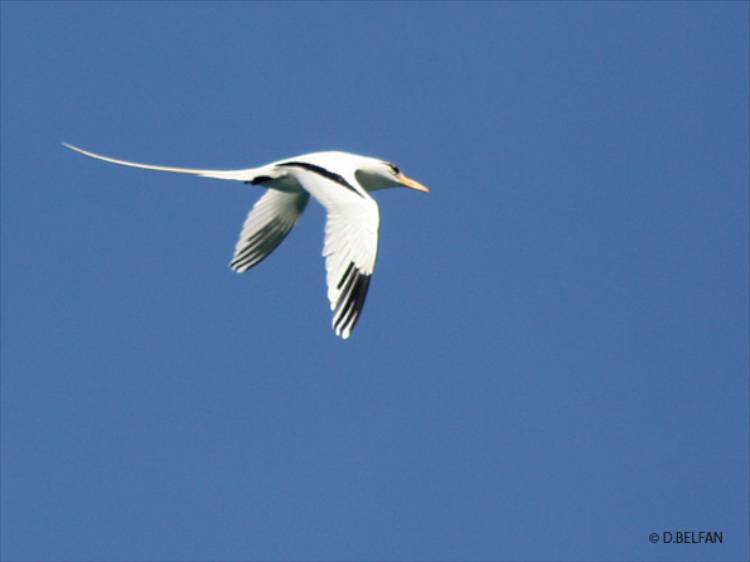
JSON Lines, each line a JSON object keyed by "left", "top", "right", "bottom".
{"left": 62, "top": 142, "right": 259, "bottom": 182}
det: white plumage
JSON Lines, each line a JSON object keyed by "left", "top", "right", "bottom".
{"left": 63, "top": 143, "right": 429, "bottom": 339}
{"left": 230, "top": 190, "right": 309, "bottom": 273}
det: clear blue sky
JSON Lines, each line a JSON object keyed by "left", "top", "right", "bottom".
{"left": 1, "top": 2, "right": 748, "bottom": 561}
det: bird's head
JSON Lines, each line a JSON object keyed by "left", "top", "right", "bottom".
{"left": 354, "top": 158, "right": 430, "bottom": 193}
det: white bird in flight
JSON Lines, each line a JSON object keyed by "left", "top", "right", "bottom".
{"left": 63, "top": 143, "right": 429, "bottom": 339}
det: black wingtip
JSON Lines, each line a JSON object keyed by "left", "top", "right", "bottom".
{"left": 333, "top": 262, "right": 372, "bottom": 337}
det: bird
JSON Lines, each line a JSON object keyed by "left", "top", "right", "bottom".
{"left": 62, "top": 143, "right": 429, "bottom": 339}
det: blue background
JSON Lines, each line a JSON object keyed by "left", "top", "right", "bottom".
{"left": 2, "top": 2, "right": 748, "bottom": 561}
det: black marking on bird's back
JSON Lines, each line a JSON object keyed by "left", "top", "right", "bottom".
{"left": 279, "top": 161, "right": 363, "bottom": 197}
{"left": 246, "top": 175, "right": 273, "bottom": 185}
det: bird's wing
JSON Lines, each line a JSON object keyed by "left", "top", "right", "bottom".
{"left": 62, "top": 143, "right": 260, "bottom": 182}
{"left": 281, "top": 164, "right": 379, "bottom": 339}
{"left": 230, "top": 190, "right": 309, "bottom": 272}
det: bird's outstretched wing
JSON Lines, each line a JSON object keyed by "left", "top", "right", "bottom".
{"left": 230, "top": 190, "right": 309, "bottom": 272}
{"left": 281, "top": 164, "right": 379, "bottom": 339}
{"left": 62, "top": 143, "right": 260, "bottom": 181}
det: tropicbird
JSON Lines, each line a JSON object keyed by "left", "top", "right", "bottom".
{"left": 63, "top": 143, "right": 429, "bottom": 339}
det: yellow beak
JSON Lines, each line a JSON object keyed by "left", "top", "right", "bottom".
{"left": 397, "top": 173, "right": 430, "bottom": 193}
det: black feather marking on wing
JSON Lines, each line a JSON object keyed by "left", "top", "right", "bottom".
{"left": 230, "top": 218, "right": 289, "bottom": 270}
{"left": 337, "top": 269, "right": 359, "bottom": 312}
{"left": 337, "top": 262, "right": 355, "bottom": 290}
{"left": 338, "top": 274, "right": 371, "bottom": 334}
{"left": 278, "top": 162, "right": 364, "bottom": 198}
{"left": 234, "top": 220, "right": 282, "bottom": 258}
{"left": 334, "top": 262, "right": 372, "bottom": 334}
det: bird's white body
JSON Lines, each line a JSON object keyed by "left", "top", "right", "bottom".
{"left": 63, "top": 143, "right": 429, "bottom": 339}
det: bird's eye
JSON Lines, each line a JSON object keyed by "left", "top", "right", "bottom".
{"left": 389, "top": 164, "right": 401, "bottom": 175}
